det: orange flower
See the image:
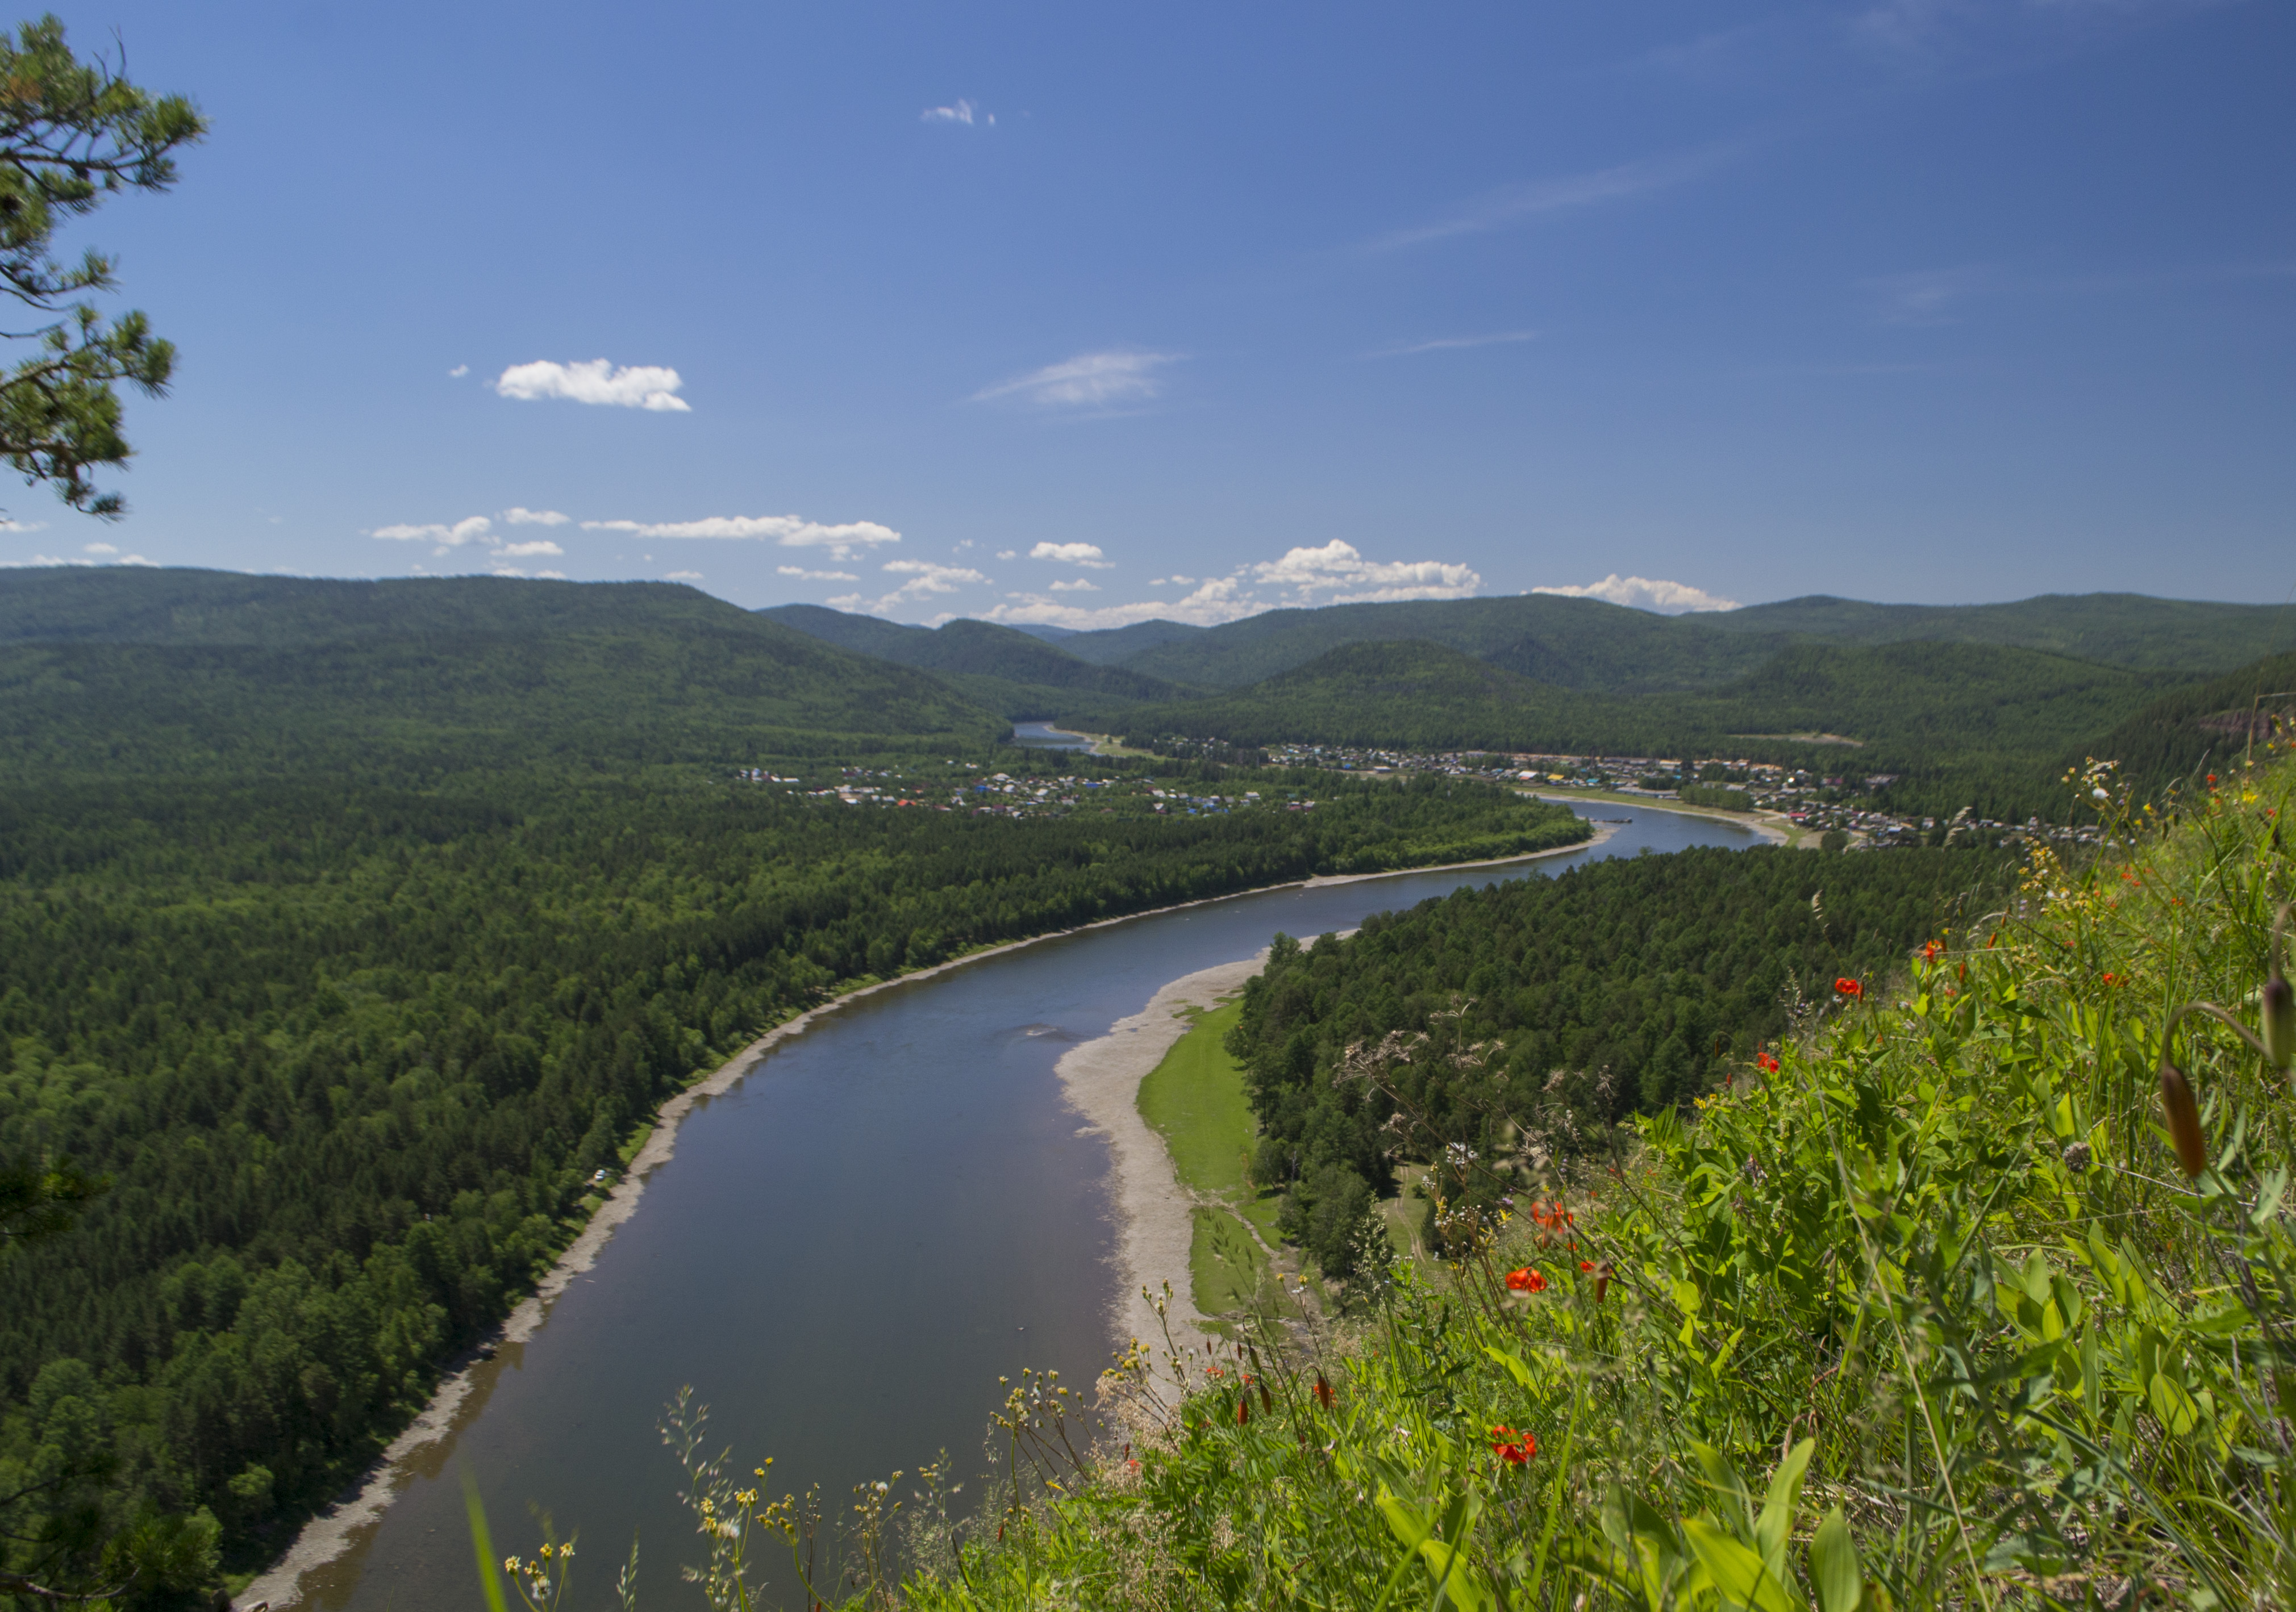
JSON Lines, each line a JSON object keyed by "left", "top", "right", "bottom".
{"left": 1755, "top": 1051, "right": 1780, "bottom": 1073}
{"left": 1579, "top": 1260, "right": 1595, "bottom": 1272}
{"left": 1835, "top": 977, "right": 1862, "bottom": 999}
{"left": 1489, "top": 1426, "right": 1536, "bottom": 1464}
{"left": 1505, "top": 1267, "right": 1547, "bottom": 1293}
{"left": 1921, "top": 939, "right": 1941, "bottom": 962}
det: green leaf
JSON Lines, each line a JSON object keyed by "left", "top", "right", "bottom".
{"left": 1684, "top": 1515, "right": 1804, "bottom": 1612}
{"left": 1755, "top": 1439, "right": 1815, "bottom": 1578}
{"left": 1810, "top": 1507, "right": 1862, "bottom": 1612}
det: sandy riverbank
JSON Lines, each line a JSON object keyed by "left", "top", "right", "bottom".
{"left": 1056, "top": 955, "right": 1268, "bottom": 1359}
{"left": 237, "top": 826, "right": 1610, "bottom": 1609}
{"left": 1531, "top": 791, "right": 1794, "bottom": 847}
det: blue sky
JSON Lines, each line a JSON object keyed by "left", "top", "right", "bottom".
{"left": 5, "top": 0, "right": 2290, "bottom": 627}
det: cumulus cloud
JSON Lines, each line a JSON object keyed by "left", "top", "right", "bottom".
{"left": 995, "top": 548, "right": 1018, "bottom": 560}
{"left": 1048, "top": 578, "right": 1099, "bottom": 592}
{"left": 1030, "top": 540, "right": 1113, "bottom": 568}
{"left": 498, "top": 539, "right": 564, "bottom": 558}
{"left": 84, "top": 542, "right": 116, "bottom": 555}
{"left": 828, "top": 559, "right": 990, "bottom": 616}
{"left": 503, "top": 507, "right": 571, "bottom": 526}
{"left": 448, "top": 364, "right": 469, "bottom": 378}
{"left": 0, "top": 519, "right": 46, "bottom": 533}
{"left": 580, "top": 513, "right": 900, "bottom": 560}
{"left": 373, "top": 516, "right": 495, "bottom": 547}
{"left": 778, "top": 565, "right": 861, "bottom": 582}
{"left": 922, "top": 98, "right": 991, "bottom": 125}
{"left": 974, "top": 350, "right": 1177, "bottom": 409}
{"left": 494, "top": 358, "right": 690, "bottom": 412}
{"left": 5, "top": 551, "right": 154, "bottom": 568}
{"left": 1531, "top": 574, "right": 1741, "bottom": 613}
{"left": 984, "top": 574, "right": 1262, "bottom": 632}
{"left": 1252, "top": 539, "right": 1480, "bottom": 604}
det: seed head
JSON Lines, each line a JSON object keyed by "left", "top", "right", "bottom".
{"left": 2263, "top": 974, "right": 2295, "bottom": 1070}
{"left": 2159, "top": 1059, "right": 2209, "bottom": 1177}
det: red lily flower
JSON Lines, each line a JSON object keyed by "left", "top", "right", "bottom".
{"left": 1505, "top": 1267, "right": 1547, "bottom": 1293}
{"left": 1835, "top": 977, "right": 1862, "bottom": 999}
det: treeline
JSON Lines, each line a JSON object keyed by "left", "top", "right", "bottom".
{"left": 0, "top": 766, "right": 1582, "bottom": 1589}
{"left": 1223, "top": 845, "right": 2009, "bottom": 1272}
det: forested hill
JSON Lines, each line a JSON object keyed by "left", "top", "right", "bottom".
{"left": 2082, "top": 646, "right": 2296, "bottom": 788}
{"left": 0, "top": 569, "right": 1009, "bottom": 773}
{"left": 1045, "top": 588, "right": 2296, "bottom": 690}
{"left": 757, "top": 603, "right": 1194, "bottom": 719}
{"left": 1707, "top": 591, "right": 2296, "bottom": 669}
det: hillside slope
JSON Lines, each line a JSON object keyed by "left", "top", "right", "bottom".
{"left": 1712, "top": 590, "right": 2296, "bottom": 669}
{"left": 2081, "top": 646, "right": 2296, "bottom": 791}
{"left": 1102, "top": 595, "right": 1782, "bottom": 692}
{"left": 0, "top": 569, "right": 1005, "bottom": 772}
{"left": 758, "top": 604, "right": 1190, "bottom": 717}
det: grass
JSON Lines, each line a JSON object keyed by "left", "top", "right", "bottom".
{"left": 1136, "top": 997, "right": 1302, "bottom": 1329}
{"left": 1135, "top": 999, "right": 1282, "bottom": 1243}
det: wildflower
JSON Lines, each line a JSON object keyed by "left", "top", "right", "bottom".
{"left": 1835, "top": 977, "right": 1862, "bottom": 999}
{"left": 1505, "top": 1267, "right": 1547, "bottom": 1293}
{"left": 1489, "top": 1426, "right": 1536, "bottom": 1464}
{"left": 2061, "top": 1141, "right": 2092, "bottom": 1171}
{"left": 2102, "top": 972, "right": 2121, "bottom": 987}
{"left": 1756, "top": 1051, "right": 1780, "bottom": 1074}
{"left": 1313, "top": 1372, "right": 1336, "bottom": 1410}
{"left": 2159, "top": 1059, "right": 2209, "bottom": 1177}
{"left": 1922, "top": 939, "right": 1941, "bottom": 962}
{"left": 1580, "top": 1259, "right": 1595, "bottom": 1272}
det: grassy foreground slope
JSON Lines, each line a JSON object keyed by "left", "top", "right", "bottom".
{"left": 865, "top": 754, "right": 2296, "bottom": 1610}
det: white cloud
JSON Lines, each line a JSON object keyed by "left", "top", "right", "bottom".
{"left": 1029, "top": 540, "right": 1114, "bottom": 568}
{"left": 995, "top": 548, "right": 1018, "bottom": 560}
{"left": 373, "top": 516, "right": 495, "bottom": 546}
{"left": 778, "top": 565, "right": 861, "bottom": 582}
{"left": 6, "top": 551, "right": 154, "bottom": 568}
{"left": 1049, "top": 578, "right": 1100, "bottom": 592}
{"left": 448, "top": 364, "right": 469, "bottom": 378}
{"left": 1370, "top": 144, "right": 1744, "bottom": 251}
{"left": 664, "top": 570, "right": 704, "bottom": 582}
{"left": 503, "top": 507, "right": 572, "bottom": 526}
{"left": 1530, "top": 574, "right": 1741, "bottom": 613}
{"left": 921, "top": 98, "right": 985, "bottom": 124}
{"left": 1864, "top": 266, "right": 1987, "bottom": 325}
{"left": 828, "top": 560, "right": 989, "bottom": 616}
{"left": 84, "top": 541, "right": 117, "bottom": 555}
{"left": 984, "top": 574, "right": 1265, "bottom": 632}
{"left": 579, "top": 513, "right": 900, "bottom": 559}
{"left": 1252, "top": 540, "right": 1481, "bottom": 604}
{"left": 498, "top": 539, "right": 564, "bottom": 558}
{"left": 536, "top": 569, "right": 568, "bottom": 579}
{"left": 1373, "top": 331, "right": 1539, "bottom": 357}
{"left": 0, "top": 519, "right": 47, "bottom": 533}
{"left": 974, "top": 350, "right": 1177, "bottom": 409}
{"left": 494, "top": 358, "right": 691, "bottom": 412}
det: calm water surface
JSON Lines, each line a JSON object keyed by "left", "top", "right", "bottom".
{"left": 318, "top": 803, "right": 1760, "bottom": 1610}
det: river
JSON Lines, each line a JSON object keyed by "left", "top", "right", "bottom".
{"left": 290, "top": 801, "right": 1764, "bottom": 1611}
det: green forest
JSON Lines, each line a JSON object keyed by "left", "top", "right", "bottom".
{"left": 0, "top": 753, "right": 1584, "bottom": 1597}
{"left": 1222, "top": 846, "right": 2011, "bottom": 1273}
